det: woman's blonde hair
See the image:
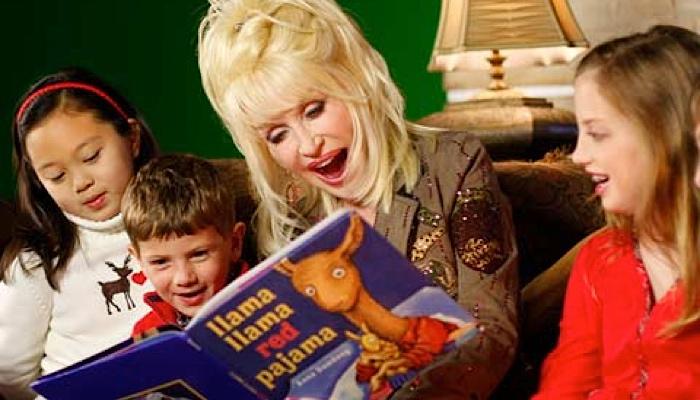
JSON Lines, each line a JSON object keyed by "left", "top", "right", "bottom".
{"left": 198, "top": 0, "right": 419, "bottom": 256}
{"left": 576, "top": 25, "right": 700, "bottom": 334}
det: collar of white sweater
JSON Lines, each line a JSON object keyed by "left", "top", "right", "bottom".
{"left": 63, "top": 212, "right": 124, "bottom": 234}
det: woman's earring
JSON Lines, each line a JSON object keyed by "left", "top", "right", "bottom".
{"left": 285, "top": 176, "right": 304, "bottom": 205}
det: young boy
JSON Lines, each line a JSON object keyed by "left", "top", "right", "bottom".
{"left": 121, "top": 154, "right": 248, "bottom": 338}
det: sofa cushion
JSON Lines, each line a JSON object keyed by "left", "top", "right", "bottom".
{"left": 210, "top": 158, "right": 260, "bottom": 264}
{"left": 494, "top": 152, "right": 604, "bottom": 285}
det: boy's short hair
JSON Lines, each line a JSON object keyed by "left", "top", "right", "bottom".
{"left": 122, "top": 154, "right": 235, "bottom": 248}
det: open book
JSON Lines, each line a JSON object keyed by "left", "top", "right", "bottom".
{"left": 32, "top": 210, "right": 476, "bottom": 400}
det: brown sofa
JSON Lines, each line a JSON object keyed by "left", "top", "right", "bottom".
{"left": 0, "top": 142, "right": 603, "bottom": 398}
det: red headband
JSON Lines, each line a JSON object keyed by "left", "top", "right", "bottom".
{"left": 15, "top": 82, "right": 129, "bottom": 124}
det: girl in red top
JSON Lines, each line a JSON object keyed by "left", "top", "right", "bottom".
{"left": 534, "top": 25, "right": 700, "bottom": 399}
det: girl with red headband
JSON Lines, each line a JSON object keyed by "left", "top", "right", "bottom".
{"left": 0, "top": 67, "right": 159, "bottom": 399}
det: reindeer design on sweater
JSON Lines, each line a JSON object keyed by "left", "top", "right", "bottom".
{"left": 275, "top": 215, "right": 471, "bottom": 392}
{"left": 98, "top": 254, "right": 136, "bottom": 315}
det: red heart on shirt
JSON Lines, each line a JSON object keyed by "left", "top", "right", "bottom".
{"left": 131, "top": 271, "right": 147, "bottom": 285}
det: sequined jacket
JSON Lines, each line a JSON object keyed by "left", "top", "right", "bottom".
{"left": 379, "top": 130, "right": 519, "bottom": 399}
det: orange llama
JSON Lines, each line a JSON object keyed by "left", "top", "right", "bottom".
{"left": 275, "top": 215, "right": 472, "bottom": 391}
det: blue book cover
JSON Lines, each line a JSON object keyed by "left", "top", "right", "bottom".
{"left": 32, "top": 210, "right": 475, "bottom": 400}
{"left": 31, "top": 329, "right": 255, "bottom": 399}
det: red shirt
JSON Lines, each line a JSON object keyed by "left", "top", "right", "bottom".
{"left": 131, "top": 292, "right": 179, "bottom": 338}
{"left": 534, "top": 229, "right": 700, "bottom": 399}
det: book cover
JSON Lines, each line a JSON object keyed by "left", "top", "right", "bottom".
{"left": 32, "top": 211, "right": 475, "bottom": 399}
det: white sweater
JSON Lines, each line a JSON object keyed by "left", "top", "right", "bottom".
{"left": 0, "top": 214, "right": 153, "bottom": 400}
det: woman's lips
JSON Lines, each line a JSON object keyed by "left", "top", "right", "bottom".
{"left": 307, "top": 148, "right": 348, "bottom": 186}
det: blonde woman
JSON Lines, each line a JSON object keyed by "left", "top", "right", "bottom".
{"left": 535, "top": 25, "right": 700, "bottom": 398}
{"left": 198, "top": 0, "right": 518, "bottom": 397}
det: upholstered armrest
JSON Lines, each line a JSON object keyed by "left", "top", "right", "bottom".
{"left": 494, "top": 154, "right": 604, "bottom": 285}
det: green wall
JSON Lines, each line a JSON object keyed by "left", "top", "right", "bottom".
{"left": 0, "top": 1, "right": 443, "bottom": 201}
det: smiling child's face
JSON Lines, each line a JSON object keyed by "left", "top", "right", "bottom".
{"left": 133, "top": 224, "right": 245, "bottom": 317}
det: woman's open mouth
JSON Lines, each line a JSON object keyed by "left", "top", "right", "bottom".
{"left": 307, "top": 148, "right": 348, "bottom": 186}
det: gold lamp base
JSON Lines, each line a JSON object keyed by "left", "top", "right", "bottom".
{"left": 471, "top": 49, "right": 526, "bottom": 100}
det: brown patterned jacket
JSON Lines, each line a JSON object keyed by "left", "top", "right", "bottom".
{"left": 378, "top": 129, "right": 519, "bottom": 399}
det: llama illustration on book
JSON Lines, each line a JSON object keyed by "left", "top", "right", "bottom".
{"left": 275, "top": 214, "right": 474, "bottom": 398}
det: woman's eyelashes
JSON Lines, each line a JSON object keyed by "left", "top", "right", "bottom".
{"left": 304, "top": 100, "right": 325, "bottom": 119}
{"left": 264, "top": 100, "right": 326, "bottom": 144}
{"left": 266, "top": 126, "right": 288, "bottom": 145}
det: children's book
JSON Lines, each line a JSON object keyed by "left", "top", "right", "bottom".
{"left": 32, "top": 210, "right": 476, "bottom": 400}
